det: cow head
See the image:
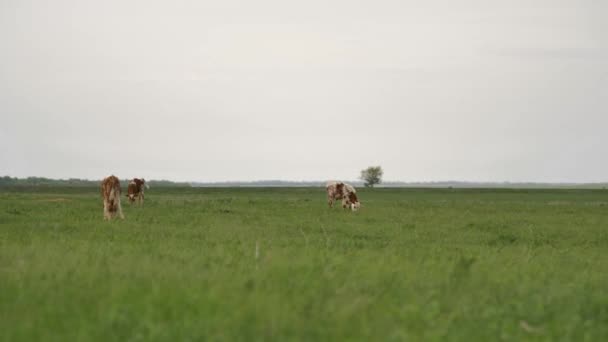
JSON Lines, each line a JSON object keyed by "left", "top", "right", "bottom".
{"left": 348, "top": 192, "right": 361, "bottom": 211}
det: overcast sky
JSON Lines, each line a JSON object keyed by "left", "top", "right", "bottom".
{"left": 1, "top": 0, "right": 606, "bottom": 182}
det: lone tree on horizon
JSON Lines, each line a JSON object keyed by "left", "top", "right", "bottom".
{"left": 360, "top": 166, "right": 383, "bottom": 188}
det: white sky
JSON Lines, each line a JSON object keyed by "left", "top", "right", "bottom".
{"left": 1, "top": 0, "right": 607, "bottom": 182}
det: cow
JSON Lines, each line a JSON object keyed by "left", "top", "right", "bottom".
{"left": 326, "top": 181, "right": 361, "bottom": 211}
{"left": 126, "top": 178, "right": 148, "bottom": 205}
{"left": 101, "top": 175, "right": 124, "bottom": 220}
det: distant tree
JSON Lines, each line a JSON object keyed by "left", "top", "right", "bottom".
{"left": 360, "top": 166, "right": 383, "bottom": 188}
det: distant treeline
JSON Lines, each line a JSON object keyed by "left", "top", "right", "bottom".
{"left": 192, "top": 180, "right": 338, "bottom": 187}
{"left": 0, "top": 176, "right": 190, "bottom": 188}
{"left": 191, "top": 180, "right": 608, "bottom": 189}
{"left": 2, "top": 176, "right": 606, "bottom": 189}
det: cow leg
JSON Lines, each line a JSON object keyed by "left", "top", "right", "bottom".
{"left": 328, "top": 196, "right": 334, "bottom": 208}
{"left": 103, "top": 200, "right": 111, "bottom": 220}
{"left": 341, "top": 198, "right": 348, "bottom": 209}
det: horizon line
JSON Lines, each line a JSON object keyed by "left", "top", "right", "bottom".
{"left": 2, "top": 175, "right": 607, "bottom": 186}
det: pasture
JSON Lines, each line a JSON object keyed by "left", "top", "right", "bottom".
{"left": 1, "top": 187, "right": 607, "bottom": 341}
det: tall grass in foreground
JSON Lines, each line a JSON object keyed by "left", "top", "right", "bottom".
{"left": 1, "top": 187, "right": 607, "bottom": 341}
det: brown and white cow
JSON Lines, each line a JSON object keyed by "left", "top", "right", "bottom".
{"left": 126, "top": 178, "right": 148, "bottom": 205}
{"left": 326, "top": 181, "right": 361, "bottom": 211}
{"left": 101, "top": 175, "right": 124, "bottom": 220}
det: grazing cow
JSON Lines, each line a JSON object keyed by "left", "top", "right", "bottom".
{"left": 326, "top": 181, "right": 361, "bottom": 211}
{"left": 101, "top": 175, "right": 124, "bottom": 220}
{"left": 127, "top": 178, "right": 148, "bottom": 205}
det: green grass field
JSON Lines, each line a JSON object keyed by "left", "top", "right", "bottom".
{"left": 1, "top": 187, "right": 607, "bottom": 341}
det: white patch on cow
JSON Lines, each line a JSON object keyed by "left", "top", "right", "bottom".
{"left": 344, "top": 183, "right": 356, "bottom": 193}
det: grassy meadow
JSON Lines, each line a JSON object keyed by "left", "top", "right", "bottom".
{"left": 1, "top": 186, "right": 607, "bottom": 341}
